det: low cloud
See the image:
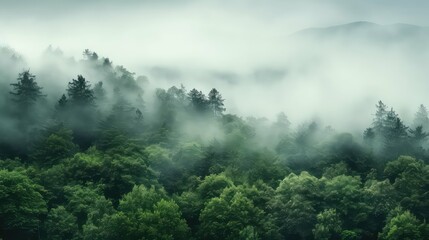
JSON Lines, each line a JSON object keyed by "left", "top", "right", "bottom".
{"left": 1, "top": 0, "right": 428, "bottom": 132}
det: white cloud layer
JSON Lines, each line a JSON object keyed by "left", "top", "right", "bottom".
{"left": 1, "top": 0, "right": 428, "bottom": 131}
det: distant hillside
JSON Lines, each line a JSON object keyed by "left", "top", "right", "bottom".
{"left": 292, "top": 21, "right": 429, "bottom": 43}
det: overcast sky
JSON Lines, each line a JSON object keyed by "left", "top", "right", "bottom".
{"left": 1, "top": 0, "right": 428, "bottom": 131}
{"left": 1, "top": 0, "right": 428, "bottom": 67}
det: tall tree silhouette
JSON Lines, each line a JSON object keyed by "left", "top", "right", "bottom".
{"left": 66, "top": 75, "right": 97, "bottom": 148}
{"left": 10, "top": 70, "right": 45, "bottom": 107}
{"left": 208, "top": 88, "right": 226, "bottom": 117}
{"left": 413, "top": 104, "right": 429, "bottom": 130}
{"left": 188, "top": 88, "right": 208, "bottom": 113}
{"left": 67, "top": 75, "right": 94, "bottom": 106}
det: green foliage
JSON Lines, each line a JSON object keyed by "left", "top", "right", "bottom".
{"left": 322, "top": 175, "right": 371, "bottom": 227}
{"left": 273, "top": 172, "right": 322, "bottom": 238}
{"left": 384, "top": 155, "right": 425, "bottom": 181}
{"left": 63, "top": 152, "right": 104, "bottom": 184}
{"left": 313, "top": 209, "right": 342, "bottom": 240}
{"left": 64, "top": 185, "right": 113, "bottom": 226}
{"left": 379, "top": 209, "right": 424, "bottom": 240}
{"left": 199, "top": 187, "right": 265, "bottom": 240}
{"left": 101, "top": 153, "right": 154, "bottom": 200}
{"left": 31, "top": 126, "right": 77, "bottom": 166}
{"left": 135, "top": 199, "right": 189, "bottom": 240}
{"left": 323, "top": 162, "right": 349, "bottom": 178}
{"left": 0, "top": 170, "right": 47, "bottom": 233}
{"left": 197, "top": 174, "right": 233, "bottom": 201}
{"left": 384, "top": 156, "right": 429, "bottom": 219}
{"left": 238, "top": 226, "right": 260, "bottom": 240}
{"left": 9, "top": 70, "right": 45, "bottom": 106}
{"left": 44, "top": 206, "right": 79, "bottom": 240}
{"left": 208, "top": 88, "right": 226, "bottom": 117}
{"left": 119, "top": 185, "right": 167, "bottom": 213}
{"left": 88, "top": 185, "right": 189, "bottom": 240}
{"left": 67, "top": 75, "right": 94, "bottom": 106}
{"left": 2, "top": 52, "right": 429, "bottom": 240}
{"left": 188, "top": 88, "right": 208, "bottom": 113}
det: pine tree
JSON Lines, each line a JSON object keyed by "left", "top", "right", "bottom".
{"left": 208, "top": 88, "right": 226, "bottom": 117}
{"left": 83, "top": 49, "right": 98, "bottom": 61}
{"left": 93, "top": 81, "right": 105, "bottom": 101}
{"left": 413, "top": 104, "right": 429, "bottom": 130}
{"left": 9, "top": 70, "right": 45, "bottom": 106}
{"left": 383, "top": 109, "right": 409, "bottom": 157}
{"left": 363, "top": 127, "right": 375, "bottom": 146}
{"left": 66, "top": 75, "right": 97, "bottom": 148}
{"left": 373, "top": 100, "right": 387, "bottom": 134}
{"left": 67, "top": 75, "right": 94, "bottom": 106}
{"left": 54, "top": 94, "right": 69, "bottom": 121}
{"left": 188, "top": 88, "right": 208, "bottom": 113}
{"left": 409, "top": 125, "right": 429, "bottom": 147}
{"left": 57, "top": 94, "right": 68, "bottom": 108}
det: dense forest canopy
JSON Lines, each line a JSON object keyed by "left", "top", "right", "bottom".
{"left": 0, "top": 46, "right": 428, "bottom": 240}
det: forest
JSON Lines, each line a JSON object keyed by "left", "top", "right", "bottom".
{"left": 0, "top": 47, "right": 428, "bottom": 240}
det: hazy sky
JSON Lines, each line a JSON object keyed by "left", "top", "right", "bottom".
{"left": 1, "top": 0, "right": 428, "bottom": 66}
{"left": 1, "top": 0, "right": 428, "bottom": 131}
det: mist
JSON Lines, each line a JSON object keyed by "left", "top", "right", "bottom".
{"left": 3, "top": 2, "right": 429, "bottom": 239}
{"left": 1, "top": 0, "right": 429, "bottom": 131}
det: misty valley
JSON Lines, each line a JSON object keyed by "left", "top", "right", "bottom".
{"left": 0, "top": 45, "right": 428, "bottom": 240}
{"left": 1, "top": 1, "right": 429, "bottom": 238}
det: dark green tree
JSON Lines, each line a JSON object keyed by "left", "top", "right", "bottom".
{"left": 363, "top": 127, "right": 375, "bottom": 146}
{"left": 383, "top": 110, "right": 409, "bottom": 157}
{"left": 312, "top": 209, "right": 342, "bottom": 240}
{"left": 90, "top": 185, "right": 189, "bottom": 240}
{"left": 44, "top": 206, "right": 79, "bottom": 240}
{"left": 9, "top": 70, "right": 45, "bottom": 107}
{"left": 272, "top": 172, "right": 321, "bottom": 239}
{"left": 93, "top": 81, "right": 106, "bottom": 104}
{"left": 66, "top": 75, "right": 97, "bottom": 147}
{"left": 188, "top": 88, "right": 208, "bottom": 113}
{"left": 379, "top": 208, "right": 424, "bottom": 240}
{"left": 0, "top": 170, "right": 47, "bottom": 239}
{"left": 208, "top": 88, "right": 226, "bottom": 117}
{"left": 199, "top": 188, "right": 265, "bottom": 240}
{"left": 409, "top": 125, "right": 429, "bottom": 148}
{"left": 31, "top": 126, "right": 77, "bottom": 166}
{"left": 67, "top": 75, "right": 94, "bottom": 106}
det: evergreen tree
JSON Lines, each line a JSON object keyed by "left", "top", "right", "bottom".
{"left": 9, "top": 70, "right": 45, "bottom": 106}
{"left": 383, "top": 109, "right": 409, "bottom": 153}
{"left": 409, "top": 125, "right": 429, "bottom": 148}
{"left": 208, "top": 88, "right": 226, "bottom": 117}
{"left": 363, "top": 127, "right": 375, "bottom": 146}
{"left": 373, "top": 100, "right": 387, "bottom": 134}
{"left": 413, "top": 104, "right": 429, "bottom": 130}
{"left": 66, "top": 75, "right": 97, "bottom": 148}
{"left": 8, "top": 70, "right": 46, "bottom": 155}
{"left": 168, "top": 85, "right": 188, "bottom": 106}
{"left": 83, "top": 49, "right": 99, "bottom": 61}
{"left": 67, "top": 75, "right": 95, "bottom": 106}
{"left": 188, "top": 88, "right": 208, "bottom": 113}
{"left": 93, "top": 81, "right": 106, "bottom": 102}
{"left": 57, "top": 94, "right": 68, "bottom": 108}
{"left": 54, "top": 94, "right": 68, "bottom": 121}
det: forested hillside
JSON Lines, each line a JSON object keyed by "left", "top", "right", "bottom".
{"left": 0, "top": 47, "right": 428, "bottom": 240}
